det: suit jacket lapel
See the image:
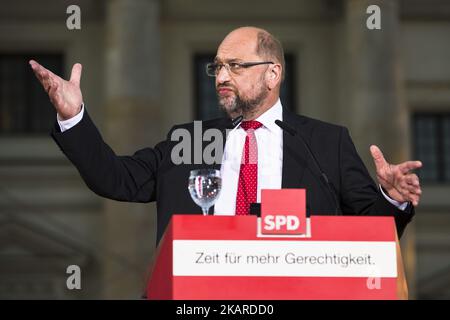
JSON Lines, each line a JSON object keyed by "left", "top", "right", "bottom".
{"left": 210, "top": 109, "right": 311, "bottom": 189}
{"left": 200, "top": 116, "right": 232, "bottom": 171}
{"left": 281, "top": 108, "right": 309, "bottom": 189}
{"left": 205, "top": 110, "right": 313, "bottom": 213}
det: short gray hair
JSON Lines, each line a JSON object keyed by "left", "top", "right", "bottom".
{"left": 255, "top": 31, "right": 285, "bottom": 81}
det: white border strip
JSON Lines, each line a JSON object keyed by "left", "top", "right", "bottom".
{"left": 173, "top": 240, "right": 397, "bottom": 278}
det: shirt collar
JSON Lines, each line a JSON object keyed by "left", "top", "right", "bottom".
{"left": 253, "top": 99, "right": 283, "bottom": 133}
{"left": 230, "top": 99, "right": 283, "bottom": 134}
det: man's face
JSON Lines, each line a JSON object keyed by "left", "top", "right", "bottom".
{"left": 215, "top": 32, "right": 270, "bottom": 117}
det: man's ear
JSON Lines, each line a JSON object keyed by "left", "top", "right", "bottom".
{"left": 266, "top": 64, "right": 282, "bottom": 90}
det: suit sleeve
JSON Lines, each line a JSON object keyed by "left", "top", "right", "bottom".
{"left": 338, "top": 127, "right": 414, "bottom": 238}
{"left": 51, "top": 110, "right": 169, "bottom": 203}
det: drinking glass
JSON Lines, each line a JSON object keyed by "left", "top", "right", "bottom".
{"left": 188, "top": 169, "right": 222, "bottom": 215}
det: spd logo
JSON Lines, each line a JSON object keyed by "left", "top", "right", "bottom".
{"left": 260, "top": 189, "right": 306, "bottom": 235}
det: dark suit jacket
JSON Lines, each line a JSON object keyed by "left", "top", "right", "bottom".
{"left": 51, "top": 107, "right": 414, "bottom": 243}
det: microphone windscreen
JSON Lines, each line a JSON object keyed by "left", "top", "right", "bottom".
{"left": 250, "top": 203, "right": 261, "bottom": 217}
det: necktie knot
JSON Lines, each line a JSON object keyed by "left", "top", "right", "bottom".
{"left": 240, "top": 120, "right": 263, "bottom": 131}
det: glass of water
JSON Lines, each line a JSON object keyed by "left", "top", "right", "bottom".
{"left": 188, "top": 169, "right": 222, "bottom": 216}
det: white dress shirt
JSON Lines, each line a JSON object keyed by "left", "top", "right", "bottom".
{"left": 214, "top": 100, "right": 284, "bottom": 215}
{"left": 57, "top": 101, "right": 408, "bottom": 213}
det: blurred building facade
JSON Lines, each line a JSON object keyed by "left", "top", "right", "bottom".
{"left": 0, "top": 0, "right": 449, "bottom": 299}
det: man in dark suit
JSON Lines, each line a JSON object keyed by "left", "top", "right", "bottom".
{"left": 29, "top": 26, "right": 422, "bottom": 243}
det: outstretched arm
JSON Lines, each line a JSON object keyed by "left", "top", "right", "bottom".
{"left": 338, "top": 128, "right": 416, "bottom": 237}
{"left": 30, "top": 60, "right": 166, "bottom": 203}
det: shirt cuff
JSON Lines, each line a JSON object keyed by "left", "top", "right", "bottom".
{"left": 379, "top": 185, "right": 409, "bottom": 211}
{"left": 57, "top": 104, "right": 84, "bottom": 132}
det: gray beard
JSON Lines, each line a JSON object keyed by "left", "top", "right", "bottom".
{"left": 218, "top": 89, "right": 268, "bottom": 119}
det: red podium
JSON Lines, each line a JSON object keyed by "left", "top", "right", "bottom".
{"left": 146, "top": 215, "right": 407, "bottom": 300}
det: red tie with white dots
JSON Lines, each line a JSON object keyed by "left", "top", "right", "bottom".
{"left": 235, "top": 120, "right": 263, "bottom": 215}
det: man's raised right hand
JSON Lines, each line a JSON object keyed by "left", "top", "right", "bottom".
{"left": 29, "top": 60, "right": 83, "bottom": 120}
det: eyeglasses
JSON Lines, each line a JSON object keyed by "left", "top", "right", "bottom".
{"left": 206, "top": 61, "right": 274, "bottom": 77}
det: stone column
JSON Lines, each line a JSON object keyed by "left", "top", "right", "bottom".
{"left": 341, "top": 0, "right": 416, "bottom": 297}
{"left": 103, "top": 0, "right": 162, "bottom": 298}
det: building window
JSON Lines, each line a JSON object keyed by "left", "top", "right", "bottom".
{"left": 194, "top": 53, "right": 296, "bottom": 120}
{"left": 413, "top": 113, "right": 450, "bottom": 183}
{"left": 0, "top": 53, "right": 63, "bottom": 135}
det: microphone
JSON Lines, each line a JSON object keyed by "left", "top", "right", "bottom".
{"left": 231, "top": 115, "right": 243, "bottom": 128}
{"left": 275, "top": 119, "right": 341, "bottom": 214}
{"left": 250, "top": 203, "right": 261, "bottom": 217}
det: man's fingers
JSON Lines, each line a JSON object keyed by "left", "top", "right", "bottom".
{"left": 49, "top": 82, "right": 66, "bottom": 108}
{"left": 409, "top": 193, "right": 420, "bottom": 207}
{"left": 48, "top": 80, "right": 60, "bottom": 98}
{"left": 370, "top": 145, "right": 388, "bottom": 171}
{"left": 48, "top": 85, "right": 58, "bottom": 105}
{"left": 33, "top": 67, "right": 51, "bottom": 88}
{"left": 70, "top": 63, "right": 82, "bottom": 87}
{"left": 30, "top": 62, "right": 45, "bottom": 83}
{"left": 397, "top": 182, "right": 421, "bottom": 206}
{"left": 40, "top": 72, "right": 52, "bottom": 91}
{"left": 405, "top": 184, "right": 421, "bottom": 196}
{"left": 29, "top": 60, "right": 41, "bottom": 71}
{"left": 30, "top": 60, "right": 48, "bottom": 78}
{"left": 400, "top": 179, "right": 420, "bottom": 193}
{"left": 29, "top": 60, "right": 60, "bottom": 89}
{"left": 398, "top": 173, "right": 421, "bottom": 195}
{"left": 43, "top": 72, "right": 58, "bottom": 93}
{"left": 398, "top": 188, "right": 419, "bottom": 206}
{"left": 405, "top": 173, "right": 420, "bottom": 187}
{"left": 398, "top": 161, "right": 422, "bottom": 174}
